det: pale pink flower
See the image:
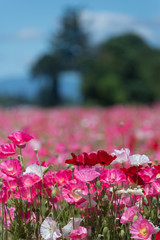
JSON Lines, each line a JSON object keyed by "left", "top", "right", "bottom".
{"left": 74, "top": 167, "right": 100, "bottom": 183}
{"left": 111, "top": 148, "right": 130, "bottom": 165}
{"left": 69, "top": 226, "right": 87, "bottom": 240}
{"left": 120, "top": 206, "right": 140, "bottom": 223}
{"left": 130, "top": 215, "right": 156, "bottom": 240}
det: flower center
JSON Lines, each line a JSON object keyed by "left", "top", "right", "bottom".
{"left": 140, "top": 227, "right": 148, "bottom": 236}
{"left": 72, "top": 189, "right": 82, "bottom": 200}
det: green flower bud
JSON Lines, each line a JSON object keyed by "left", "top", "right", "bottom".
{"left": 144, "top": 197, "right": 148, "bottom": 205}
{"left": 104, "top": 194, "right": 108, "bottom": 201}
{"left": 120, "top": 229, "right": 125, "bottom": 237}
{"left": 52, "top": 188, "right": 57, "bottom": 197}
{"left": 103, "top": 227, "right": 108, "bottom": 236}
{"left": 133, "top": 215, "right": 138, "bottom": 222}
{"left": 96, "top": 180, "right": 101, "bottom": 189}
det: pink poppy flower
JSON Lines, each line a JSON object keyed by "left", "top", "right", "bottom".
{"left": 8, "top": 131, "right": 33, "bottom": 147}
{"left": 99, "top": 169, "right": 126, "bottom": 184}
{"left": 62, "top": 180, "right": 87, "bottom": 204}
{"left": 0, "top": 143, "right": 16, "bottom": 159}
{"left": 0, "top": 159, "right": 22, "bottom": 179}
{"left": 17, "top": 173, "right": 41, "bottom": 188}
{"left": 137, "top": 167, "right": 158, "bottom": 183}
{"left": 130, "top": 215, "right": 156, "bottom": 240}
{"left": 55, "top": 169, "right": 72, "bottom": 186}
{"left": 120, "top": 206, "right": 141, "bottom": 223}
{"left": 144, "top": 179, "right": 160, "bottom": 197}
{"left": 74, "top": 167, "right": 100, "bottom": 183}
{"left": 69, "top": 226, "right": 87, "bottom": 240}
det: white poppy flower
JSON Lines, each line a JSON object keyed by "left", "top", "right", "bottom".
{"left": 129, "top": 154, "right": 149, "bottom": 166}
{"left": 40, "top": 217, "right": 61, "bottom": 240}
{"left": 24, "top": 164, "right": 47, "bottom": 178}
{"left": 62, "top": 218, "right": 82, "bottom": 239}
{"left": 111, "top": 148, "right": 130, "bottom": 165}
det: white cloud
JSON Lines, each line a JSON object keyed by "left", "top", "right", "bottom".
{"left": 80, "top": 10, "right": 154, "bottom": 43}
{"left": 16, "top": 28, "right": 41, "bottom": 40}
{"left": 0, "top": 28, "right": 42, "bottom": 42}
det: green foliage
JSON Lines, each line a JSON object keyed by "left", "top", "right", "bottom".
{"left": 82, "top": 33, "right": 160, "bottom": 105}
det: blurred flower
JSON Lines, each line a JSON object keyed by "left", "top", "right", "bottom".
{"left": 0, "top": 143, "right": 16, "bottom": 159}
{"left": 129, "top": 154, "right": 149, "bottom": 166}
{"left": 8, "top": 131, "right": 33, "bottom": 147}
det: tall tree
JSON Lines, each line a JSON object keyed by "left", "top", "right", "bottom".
{"left": 31, "top": 8, "right": 90, "bottom": 105}
{"left": 82, "top": 33, "right": 160, "bottom": 105}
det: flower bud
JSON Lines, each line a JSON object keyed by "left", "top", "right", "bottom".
{"left": 120, "top": 229, "right": 125, "bottom": 237}
{"left": 96, "top": 180, "right": 101, "bottom": 189}
{"left": 133, "top": 215, "right": 138, "bottom": 222}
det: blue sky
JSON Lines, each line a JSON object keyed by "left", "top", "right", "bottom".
{"left": 0, "top": 0, "right": 160, "bottom": 78}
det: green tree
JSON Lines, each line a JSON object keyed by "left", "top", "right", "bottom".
{"left": 31, "top": 8, "right": 90, "bottom": 106}
{"left": 82, "top": 33, "right": 160, "bottom": 105}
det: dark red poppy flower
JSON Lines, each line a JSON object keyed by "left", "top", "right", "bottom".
{"left": 97, "top": 150, "right": 116, "bottom": 166}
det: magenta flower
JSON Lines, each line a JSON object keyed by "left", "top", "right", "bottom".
{"left": 69, "top": 226, "right": 87, "bottom": 240}
{"left": 8, "top": 131, "right": 33, "bottom": 147}
{"left": 99, "top": 169, "right": 126, "bottom": 184}
{"left": 55, "top": 169, "right": 72, "bottom": 186}
{"left": 17, "top": 173, "right": 41, "bottom": 188}
{"left": 62, "top": 180, "right": 87, "bottom": 204}
{"left": 137, "top": 167, "right": 158, "bottom": 183}
{"left": 0, "top": 143, "right": 16, "bottom": 159}
{"left": 0, "top": 159, "right": 22, "bottom": 179}
{"left": 130, "top": 215, "right": 156, "bottom": 240}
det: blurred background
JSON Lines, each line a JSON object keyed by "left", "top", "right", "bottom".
{"left": 1, "top": 0, "right": 160, "bottom": 107}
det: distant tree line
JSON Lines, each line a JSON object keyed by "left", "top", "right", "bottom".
{"left": 31, "top": 8, "right": 160, "bottom": 106}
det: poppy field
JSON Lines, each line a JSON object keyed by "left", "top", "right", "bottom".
{"left": 1, "top": 105, "right": 160, "bottom": 240}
